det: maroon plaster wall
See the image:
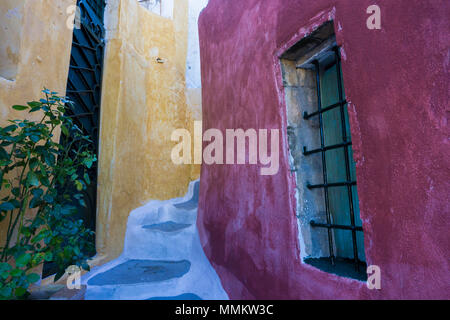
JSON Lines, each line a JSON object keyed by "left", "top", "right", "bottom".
{"left": 197, "top": 0, "right": 449, "bottom": 299}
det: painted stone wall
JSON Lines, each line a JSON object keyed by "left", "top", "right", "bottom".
{"left": 185, "top": 0, "right": 208, "bottom": 179}
{"left": 0, "top": 0, "right": 75, "bottom": 249}
{"left": 198, "top": 0, "right": 449, "bottom": 299}
{"left": 96, "top": 0, "right": 203, "bottom": 262}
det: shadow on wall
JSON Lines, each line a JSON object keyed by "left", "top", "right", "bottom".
{"left": 138, "top": 0, "right": 174, "bottom": 18}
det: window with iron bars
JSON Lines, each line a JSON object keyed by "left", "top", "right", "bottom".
{"left": 303, "top": 47, "right": 366, "bottom": 280}
{"left": 281, "top": 22, "right": 366, "bottom": 281}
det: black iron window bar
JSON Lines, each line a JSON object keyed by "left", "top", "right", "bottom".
{"left": 303, "top": 47, "right": 363, "bottom": 272}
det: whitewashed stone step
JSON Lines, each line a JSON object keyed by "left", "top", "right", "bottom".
{"left": 147, "top": 293, "right": 202, "bottom": 300}
{"left": 142, "top": 221, "right": 192, "bottom": 232}
{"left": 87, "top": 260, "right": 191, "bottom": 286}
{"left": 124, "top": 223, "right": 197, "bottom": 260}
{"left": 82, "top": 180, "right": 228, "bottom": 300}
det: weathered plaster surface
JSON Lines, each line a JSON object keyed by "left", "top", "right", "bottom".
{"left": 96, "top": 0, "right": 202, "bottom": 262}
{"left": 0, "top": 0, "right": 76, "bottom": 253}
{"left": 185, "top": 0, "right": 208, "bottom": 179}
{"left": 198, "top": 0, "right": 449, "bottom": 299}
{"left": 0, "top": 0, "right": 24, "bottom": 80}
{"left": 186, "top": 0, "right": 208, "bottom": 90}
{"left": 138, "top": 0, "right": 175, "bottom": 19}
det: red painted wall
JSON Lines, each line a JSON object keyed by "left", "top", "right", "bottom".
{"left": 197, "top": 0, "right": 449, "bottom": 299}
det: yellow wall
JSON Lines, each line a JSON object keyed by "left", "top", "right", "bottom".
{"left": 95, "top": 0, "right": 199, "bottom": 262}
{"left": 0, "top": 0, "right": 24, "bottom": 81}
{"left": 0, "top": 0, "right": 76, "bottom": 248}
{"left": 0, "top": 0, "right": 201, "bottom": 270}
{"left": 186, "top": 87, "right": 202, "bottom": 179}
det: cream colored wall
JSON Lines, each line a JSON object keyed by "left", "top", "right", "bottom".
{"left": 0, "top": 0, "right": 25, "bottom": 80}
{"left": 0, "top": 0, "right": 76, "bottom": 248}
{"left": 95, "top": 0, "right": 199, "bottom": 262}
{"left": 186, "top": 87, "right": 202, "bottom": 179}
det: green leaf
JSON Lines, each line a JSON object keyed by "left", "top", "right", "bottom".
{"left": 31, "top": 253, "right": 44, "bottom": 265}
{"left": 44, "top": 252, "right": 53, "bottom": 262}
{"left": 16, "top": 253, "right": 31, "bottom": 268}
{"left": 81, "top": 262, "right": 90, "bottom": 272}
{"left": 0, "top": 147, "right": 9, "bottom": 160}
{"left": 39, "top": 174, "right": 50, "bottom": 187}
{"left": 0, "top": 159, "right": 12, "bottom": 166}
{"left": 3, "top": 124, "right": 17, "bottom": 133}
{"left": 30, "top": 106, "right": 41, "bottom": 113}
{"left": 84, "top": 158, "right": 93, "bottom": 169}
{"left": 43, "top": 194, "right": 54, "bottom": 203}
{"left": 29, "top": 158, "right": 39, "bottom": 170}
{"left": 11, "top": 199, "right": 20, "bottom": 208}
{"left": 10, "top": 268, "right": 23, "bottom": 277}
{"left": 14, "top": 150, "right": 26, "bottom": 159}
{"left": 61, "top": 205, "right": 76, "bottom": 215}
{"left": 84, "top": 173, "right": 91, "bottom": 185}
{"left": 39, "top": 162, "right": 48, "bottom": 176}
{"left": 0, "top": 262, "right": 12, "bottom": 273}
{"left": 44, "top": 152, "right": 55, "bottom": 167}
{"left": 31, "top": 188, "right": 44, "bottom": 198}
{"left": 29, "top": 196, "right": 41, "bottom": 209}
{"left": 0, "top": 202, "right": 16, "bottom": 211}
{"left": 27, "top": 101, "right": 42, "bottom": 108}
{"left": 0, "top": 286, "right": 12, "bottom": 298}
{"left": 14, "top": 287, "right": 27, "bottom": 297}
{"left": 0, "top": 202, "right": 15, "bottom": 212}
{"left": 75, "top": 180, "right": 83, "bottom": 191}
{"left": 30, "top": 135, "right": 40, "bottom": 143}
{"left": 79, "top": 198, "right": 86, "bottom": 207}
{"left": 26, "top": 171, "right": 39, "bottom": 187}
{"left": 31, "top": 233, "right": 45, "bottom": 244}
{"left": 12, "top": 105, "right": 29, "bottom": 111}
{"left": 21, "top": 227, "right": 32, "bottom": 237}
{"left": 61, "top": 125, "right": 69, "bottom": 137}
{"left": 26, "top": 273, "right": 40, "bottom": 284}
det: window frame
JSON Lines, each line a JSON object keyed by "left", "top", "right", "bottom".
{"left": 280, "top": 21, "right": 367, "bottom": 280}
{"left": 303, "top": 47, "right": 364, "bottom": 273}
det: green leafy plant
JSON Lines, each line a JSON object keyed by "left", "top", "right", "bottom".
{"left": 0, "top": 89, "right": 96, "bottom": 299}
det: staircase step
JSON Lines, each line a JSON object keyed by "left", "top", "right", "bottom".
{"left": 137, "top": 205, "right": 197, "bottom": 227}
{"left": 87, "top": 260, "right": 191, "bottom": 286}
{"left": 83, "top": 180, "right": 228, "bottom": 300}
{"left": 173, "top": 181, "right": 199, "bottom": 210}
{"left": 124, "top": 223, "right": 196, "bottom": 260}
{"left": 147, "top": 293, "right": 202, "bottom": 300}
{"left": 142, "top": 221, "right": 191, "bottom": 232}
